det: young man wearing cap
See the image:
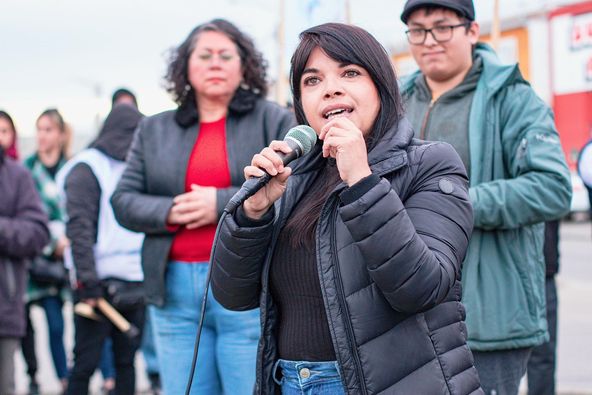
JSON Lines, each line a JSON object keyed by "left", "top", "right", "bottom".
{"left": 399, "top": 1, "right": 572, "bottom": 394}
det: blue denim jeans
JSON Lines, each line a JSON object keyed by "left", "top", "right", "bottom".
{"left": 39, "top": 295, "right": 69, "bottom": 379}
{"left": 99, "top": 337, "right": 115, "bottom": 380}
{"left": 150, "top": 261, "right": 260, "bottom": 395}
{"left": 273, "top": 359, "right": 345, "bottom": 395}
{"left": 141, "top": 306, "right": 159, "bottom": 375}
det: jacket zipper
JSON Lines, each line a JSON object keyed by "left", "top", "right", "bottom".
{"left": 320, "top": 159, "right": 407, "bottom": 394}
{"left": 259, "top": 197, "right": 288, "bottom": 395}
{"left": 419, "top": 99, "right": 435, "bottom": 140}
{"left": 321, "top": 199, "right": 367, "bottom": 394}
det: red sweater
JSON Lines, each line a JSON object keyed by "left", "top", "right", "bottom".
{"left": 169, "top": 117, "right": 230, "bottom": 262}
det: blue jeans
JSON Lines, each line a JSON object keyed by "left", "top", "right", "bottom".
{"left": 273, "top": 359, "right": 345, "bottom": 395}
{"left": 99, "top": 337, "right": 115, "bottom": 380}
{"left": 141, "top": 307, "right": 159, "bottom": 375}
{"left": 150, "top": 262, "right": 260, "bottom": 395}
{"left": 40, "top": 296, "right": 68, "bottom": 379}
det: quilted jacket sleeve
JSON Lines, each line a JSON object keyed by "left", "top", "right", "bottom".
{"left": 339, "top": 142, "right": 473, "bottom": 313}
{"left": 211, "top": 209, "right": 275, "bottom": 310}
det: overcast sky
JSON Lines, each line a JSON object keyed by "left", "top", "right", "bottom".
{"left": 0, "top": 0, "right": 576, "bottom": 145}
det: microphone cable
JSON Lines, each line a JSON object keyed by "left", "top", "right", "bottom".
{"left": 184, "top": 210, "right": 229, "bottom": 395}
{"left": 184, "top": 125, "right": 316, "bottom": 394}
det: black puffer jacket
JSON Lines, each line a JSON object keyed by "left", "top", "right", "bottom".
{"left": 212, "top": 119, "right": 483, "bottom": 394}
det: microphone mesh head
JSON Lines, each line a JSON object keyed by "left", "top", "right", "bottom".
{"left": 285, "top": 125, "right": 317, "bottom": 155}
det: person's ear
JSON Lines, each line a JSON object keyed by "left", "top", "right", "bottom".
{"left": 468, "top": 21, "right": 480, "bottom": 45}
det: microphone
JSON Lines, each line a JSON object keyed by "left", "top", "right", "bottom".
{"left": 224, "top": 125, "right": 317, "bottom": 213}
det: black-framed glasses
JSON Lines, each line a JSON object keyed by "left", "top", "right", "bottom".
{"left": 405, "top": 22, "right": 470, "bottom": 45}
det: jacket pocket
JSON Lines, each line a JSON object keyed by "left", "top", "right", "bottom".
{"left": 506, "top": 226, "right": 543, "bottom": 335}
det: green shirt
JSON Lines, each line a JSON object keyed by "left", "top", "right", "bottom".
{"left": 403, "top": 56, "right": 482, "bottom": 175}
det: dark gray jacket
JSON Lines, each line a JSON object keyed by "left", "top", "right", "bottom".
{"left": 111, "top": 99, "right": 295, "bottom": 306}
{"left": 212, "top": 120, "right": 483, "bottom": 394}
{"left": 0, "top": 148, "right": 49, "bottom": 338}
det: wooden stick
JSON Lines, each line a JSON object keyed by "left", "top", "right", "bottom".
{"left": 73, "top": 302, "right": 101, "bottom": 321}
{"left": 96, "top": 298, "right": 140, "bottom": 338}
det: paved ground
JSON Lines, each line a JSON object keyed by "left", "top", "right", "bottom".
{"left": 542, "top": 220, "right": 592, "bottom": 394}
{"left": 12, "top": 221, "right": 592, "bottom": 394}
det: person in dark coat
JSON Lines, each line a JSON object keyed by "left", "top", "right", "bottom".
{"left": 0, "top": 144, "right": 49, "bottom": 395}
{"left": 59, "top": 103, "right": 145, "bottom": 395}
{"left": 526, "top": 220, "right": 560, "bottom": 395}
{"left": 111, "top": 19, "right": 294, "bottom": 395}
{"left": 210, "top": 23, "right": 482, "bottom": 395}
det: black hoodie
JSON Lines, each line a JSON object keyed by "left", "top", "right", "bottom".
{"left": 64, "top": 104, "right": 143, "bottom": 298}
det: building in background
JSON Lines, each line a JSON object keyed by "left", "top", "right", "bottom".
{"left": 392, "top": 0, "right": 592, "bottom": 214}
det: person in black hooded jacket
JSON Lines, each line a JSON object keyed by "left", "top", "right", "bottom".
{"left": 211, "top": 23, "right": 483, "bottom": 395}
{"left": 59, "top": 102, "right": 145, "bottom": 395}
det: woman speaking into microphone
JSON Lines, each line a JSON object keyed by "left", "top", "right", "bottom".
{"left": 211, "top": 23, "right": 483, "bottom": 395}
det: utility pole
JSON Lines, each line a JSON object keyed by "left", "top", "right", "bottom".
{"left": 276, "top": 0, "right": 287, "bottom": 106}
{"left": 491, "top": 0, "right": 501, "bottom": 50}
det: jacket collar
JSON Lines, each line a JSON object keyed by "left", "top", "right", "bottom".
{"left": 367, "top": 118, "right": 412, "bottom": 174}
{"left": 292, "top": 118, "right": 413, "bottom": 177}
{"left": 174, "top": 88, "right": 260, "bottom": 128}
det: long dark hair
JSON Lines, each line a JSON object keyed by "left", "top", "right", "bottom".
{"left": 285, "top": 23, "right": 404, "bottom": 249}
{"left": 164, "top": 18, "right": 268, "bottom": 113}
{"left": 290, "top": 23, "right": 403, "bottom": 151}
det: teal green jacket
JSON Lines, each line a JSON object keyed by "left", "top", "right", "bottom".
{"left": 401, "top": 43, "right": 572, "bottom": 350}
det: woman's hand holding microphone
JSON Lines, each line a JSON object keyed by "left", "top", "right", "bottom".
{"left": 242, "top": 117, "right": 371, "bottom": 220}
{"left": 243, "top": 141, "right": 294, "bottom": 219}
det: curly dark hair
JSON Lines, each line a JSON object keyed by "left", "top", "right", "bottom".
{"left": 164, "top": 18, "right": 268, "bottom": 110}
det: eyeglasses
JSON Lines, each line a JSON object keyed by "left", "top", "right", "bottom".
{"left": 405, "top": 23, "right": 470, "bottom": 45}
{"left": 195, "top": 52, "right": 237, "bottom": 63}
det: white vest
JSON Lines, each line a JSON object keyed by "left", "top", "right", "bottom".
{"left": 57, "top": 149, "right": 144, "bottom": 281}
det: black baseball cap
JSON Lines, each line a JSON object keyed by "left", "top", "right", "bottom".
{"left": 401, "top": 0, "right": 475, "bottom": 24}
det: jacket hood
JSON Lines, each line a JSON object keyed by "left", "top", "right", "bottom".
{"left": 400, "top": 42, "right": 525, "bottom": 100}
{"left": 292, "top": 119, "right": 414, "bottom": 177}
{"left": 90, "top": 104, "right": 143, "bottom": 161}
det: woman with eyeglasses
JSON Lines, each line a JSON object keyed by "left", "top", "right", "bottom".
{"left": 112, "top": 18, "right": 295, "bottom": 395}
{"left": 210, "top": 23, "right": 483, "bottom": 394}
